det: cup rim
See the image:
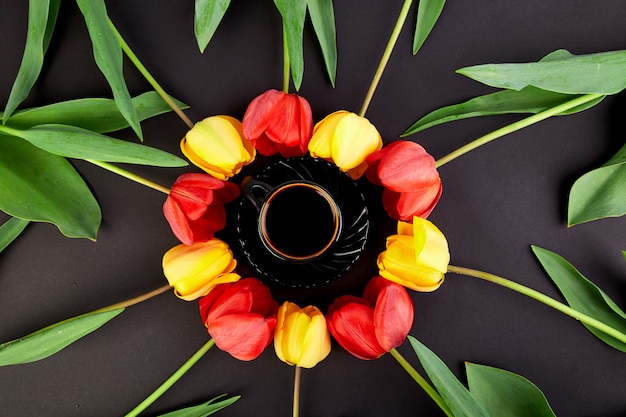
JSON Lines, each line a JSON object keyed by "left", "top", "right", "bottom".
{"left": 258, "top": 181, "right": 342, "bottom": 262}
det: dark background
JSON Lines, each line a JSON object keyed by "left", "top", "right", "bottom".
{"left": 1, "top": 1, "right": 626, "bottom": 416}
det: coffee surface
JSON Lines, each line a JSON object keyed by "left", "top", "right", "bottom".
{"left": 262, "top": 185, "right": 337, "bottom": 258}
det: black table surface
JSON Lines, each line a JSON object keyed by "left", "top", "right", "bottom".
{"left": 1, "top": 1, "right": 625, "bottom": 416}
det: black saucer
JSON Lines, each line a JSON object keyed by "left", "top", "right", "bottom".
{"left": 235, "top": 156, "right": 370, "bottom": 288}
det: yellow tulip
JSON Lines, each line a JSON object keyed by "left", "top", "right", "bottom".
{"left": 308, "top": 110, "right": 383, "bottom": 179}
{"left": 162, "top": 238, "right": 240, "bottom": 300}
{"left": 274, "top": 302, "right": 331, "bottom": 368}
{"left": 377, "top": 217, "right": 449, "bottom": 292}
{"left": 181, "top": 115, "right": 256, "bottom": 180}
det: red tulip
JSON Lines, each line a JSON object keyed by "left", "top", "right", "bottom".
{"left": 163, "top": 173, "right": 239, "bottom": 245}
{"left": 199, "top": 278, "right": 278, "bottom": 361}
{"left": 326, "top": 276, "right": 414, "bottom": 360}
{"left": 242, "top": 89, "right": 313, "bottom": 158}
{"left": 366, "top": 141, "right": 442, "bottom": 221}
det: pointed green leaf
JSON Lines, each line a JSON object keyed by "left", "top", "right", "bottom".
{"left": 532, "top": 246, "right": 626, "bottom": 351}
{"left": 3, "top": 0, "right": 50, "bottom": 123}
{"left": 568, "top": 143, "right": 626, "bottom": 225}
{"left": 0, "top": 308, "right": 123, "bottom": 366}
{"left": 43, "top": 0, "right": 61, "bottom": 53}
{"left": 6, "top": 124, "right": 186, "bottom": 167}
{"left": 3, "top": 92, "right": 188, "bottom": 134}
{"left": 408, "top": 336, "right": 490, "bottom": 417}
{"left": 157, "top": 395, "right": 240, "bottom": 417}
{"left": 457, "top": 49, "right": 626, "bottom": 95}
{"left": 274, "top": 0, "right": 307, "bottom": 90}
{"left": 402, "top": 86, "right": 604, "bottom": 136}
{"left": 0, "top": 217, "right": 30, "bottom": 253}
{"left": 466, "top": 362, "right": 557, "bottom": 417}
{"left": 194, "top": 0, "right": 232, "bottom": 53}
{"left": 307, "top": 0, "right": 337, "bottom": 86}
{"left": 76, "top": 0, "right": 142, "bottom": 139}
{"left": 0, "top": 136, "right": 101, "bottom": 239}
{"left": 413, "top": 0, "right": 446, "bottom": 55}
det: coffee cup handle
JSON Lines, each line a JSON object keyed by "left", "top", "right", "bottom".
{"left": 240, "top": 177, "right": 273, "bottom": 211}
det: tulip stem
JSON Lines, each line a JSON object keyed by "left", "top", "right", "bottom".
{"left": 389, "top": 348, "right": 454, "bottom": 417}
{"left": 292, "top": 365, "right": 302, "bottom": 417}
{"left": 107, "top": 18, "right": 195, "bottom": 129}
{"left": 434, "top": 93, "right": 603, "bottom": 168}
{"left": 282, "top": 26, "right": 291, "bottom": 94}
{"left": 446, "top": 265, "right": 626, "bottom": 345}
{"left": 359, "top": 0, "right": 413, "bottom": 117}
{"left": 85, "top": 159, "right": 171, "bottom": 195}
{"left": 124, "top": 338, "right": 216, "bottom": 417}
{"left": 93, "top": 284, "right": 171, "bottom": 314}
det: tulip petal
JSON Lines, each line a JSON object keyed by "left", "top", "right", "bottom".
{"left": 175, "top": 272, "right": 240, "bottom": 301}
{"left": 199, "top": 283, "right": 228, "bottom": 324}
{"left": 328, "top": 301, "right": 385, "bottom": 360}
{"left": 397, "top": 220, "right": 414, "bottom": 236}
{"left": 383, "top": 183, "right": 442, "bottom": 221}
{"left": 162, "top": 240, "right": 241, "bottom": 300}
{"left": 182, "top": 116, "right": 254, "bottom": 180}
{"left": 249, "top": 132, "right": 279, "bottom": 156}
{"left": 413, "top": 217, "right": 450, "bottom": 272}
{"left": 274, "top": 302, "right": 330, "bottom": 368}
{"left": 376, "top": 141, "right": 439, "bottom": 192}
{"left": 205, "top": 284, "right": 254, "bottom": 324}
{"left": 210, "top": 313, "right": 276, "bottom": 361}
{"left": 298, "top": 307, "right": 331, "bottom": 368}
{"left": 243, "top": 91, "right": 312, "bottom": 158}
{"left": 309, "top": 110, "right": 348, "bottom": 159}
{"left": 370, "top": 278, "right": 414, "bottom": 351}
{"left": 331, "top": 113, "right": 382, "bottom": 171}
{"left": 243, "top": 89, "right": 284, "bottom": 139}
{"left": 163, "top": 197, "right": 195, "bottom": 245}
{"left": 377, "top": 235, "right": 444, "bottom": 292}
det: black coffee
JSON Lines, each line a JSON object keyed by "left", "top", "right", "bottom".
{"left": 262, "top": 185, "right": 338, "bottom": 259}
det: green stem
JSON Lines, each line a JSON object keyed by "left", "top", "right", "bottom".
{"left": 359, "top": 0, "right": 413, "bottom": 117}
{"left": 93, "top": 284, "right": 170, "bottom": 314}
{"left": 447, "top": 264, "right": 626, "bottom": 345}
{"left": 282, "top": 25, "right": 291, "bottom": 94}
{"left": 86, "top": 159, "right": 171, "bottom": 195}
{"left": 292, "top": 365, "right": 301, "bottom": 417}
{"left": 389, "top": 348, "right": 454, "bottom": 417}
{"left": 124, "top": 339, "right": 216, "bottom": 417}
{"left": 435, "top": 93, "right": 603, "bottom": 168}
{"left": 107, "top": 18, "right": 195, "bottom": 129}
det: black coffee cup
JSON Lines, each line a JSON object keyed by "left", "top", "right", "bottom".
{"left": 241, "top": 178, "right": 343, "bottom": 262}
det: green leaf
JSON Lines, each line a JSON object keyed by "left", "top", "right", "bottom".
{"left": 76, "top": 0, "right": 142, "bottom": 140}
{"left": 0, "top": 136, "right": 101, "bottom": 239}
{"left": 274, "top": 0, "right": 307, "bottom": 90}
{"left": 402, "top": 86, "right": 604, "bottom": 135}
{"left": 413, "top": 0, "right": 446, "bottom": 55}
{"left": 194, "top": 0, "right": 232, "bottom": 53}
{"left": 307, "top": 0, "right": 337, "bottom": 86}
{"left": 408, "top": 336, "right": 490, "bottom": 417}
{"left": 3, "top": 92, "right": 188, "bottom": 134}
{"left": 466, "top": 362, "right": 557, "bottom": 417}
{"left": 157, "top": 395, "right": 240, "bottom": 417}
{"left": 0, "top": 308, "right": 123, "bottom": 366}
{"left": 568, "top": 143, "right": 626, "bottom": 225}
{"left": 0, "top": 217, "right": 30, "bottom": 253}
{"left": 532, "top": 245, "right": 626, "bottom": 351}
{"left": 43, "top": 0, "right": 61, "bottom": 53}
{"left": 5, "top": 124, "right": 187, "bottom": 167}
{"left": 457, "top": 49, "right": 626, "bottom": 95}
{"left": 3, "top": 0, "right": 50, "bottom": 123}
